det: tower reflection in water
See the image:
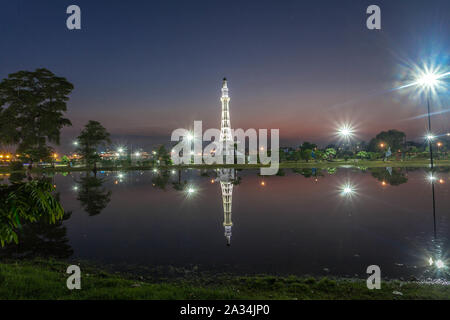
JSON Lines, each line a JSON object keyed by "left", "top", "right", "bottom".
{"left": 217, "top": 168, "right": 235, "bottom": 246}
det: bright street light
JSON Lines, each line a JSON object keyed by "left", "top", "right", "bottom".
{"left": 337, "top": 124, "right": 354, "bottom": 139}
{"left": 416, "top": 71, "right": 440, "bottom": 89}
{"left": 436, "top": 259, "right": 445, "bottom": 269}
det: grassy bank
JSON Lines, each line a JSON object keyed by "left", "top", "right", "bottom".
{"left": 1, "top": 159, "right": 450, "bottom": 174}
{"left": 0, "top": 260, "right": 449, "bottom": 300}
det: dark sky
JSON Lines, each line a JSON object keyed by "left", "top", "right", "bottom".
{"left": 1, "top": 0, "right": 449, "bottom": 151}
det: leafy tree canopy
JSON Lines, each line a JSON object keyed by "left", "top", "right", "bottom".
{"left": 76, "top": 120, "right": 111, "bottom": 167}
{"left": 0, "top": 179, "right": 64, "bottom": 246}
{"left": 368, "top": 130, "right": 406, "bottom": 152}
{"left": 0, "top": 69, "right": 73, "bottom": 163}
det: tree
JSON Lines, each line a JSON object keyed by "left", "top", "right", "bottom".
{"left": 368, "top": 130, "right": 406, "bottom": 153}
{"left": 300, "top": 142, "right": 317, "bottom": 151}
{"left": 76, "top": 120, "right": 110, "bottom": 172}
{"left": 323, "top": 148, "right": 336, "bottom": 161}
{"left": 300, "top": 149, "right": 313, "bottom": 162}
{"left": 61, "top": 155, "right": 70, "bottom": 166}
{"left": 155, "top": 145, "right": 171, "bottom": 165}
{"left": 0, "top": 179, "right": 64, "bottom": 246}
{"left": 0, "top": 69, "right": 73, "bottom": 167}
{"left": 356, "top": 151, "right": 369, "bottom": 159}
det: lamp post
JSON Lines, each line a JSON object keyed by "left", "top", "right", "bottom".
{"left": 436, "top": 142, "right": 442, "bottom": 160}
{"left": 409, "top": 66, "right": 448, "bottom": 241}
{"left": 425, "top": 93, "right": 434, "bottom": 169}
{"left": 337, "top": 124, "right": 355, "bottom": 157}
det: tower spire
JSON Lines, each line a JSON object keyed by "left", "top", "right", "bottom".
{"left": 220, "top": 78, "right": 232, "bottom": 144}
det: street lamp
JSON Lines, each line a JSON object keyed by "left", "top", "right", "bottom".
{"left": 336, "top": 123, "right": 356, "bottom": 154}
{"left": 413, "top": 67, "right": 447, "bottom": 169}
{"left": 337, "top": 124, "right": 354, "bottom": 140}
{"left": 437, "top": 142, "right": 442, "bottom": 159}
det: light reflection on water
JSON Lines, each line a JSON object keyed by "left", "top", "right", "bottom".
{"left": 1, "top": 167, "right": 449, "bottom": 280}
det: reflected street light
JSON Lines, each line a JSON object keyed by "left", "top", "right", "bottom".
{"left": 340, "top": 182, "right": 356, "bottom": 197}
{"left": 435, "top": 259, "right": 445, "bottom": 269}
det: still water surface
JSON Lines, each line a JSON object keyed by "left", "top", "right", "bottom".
{"left": 2, "top": 167, "right": 449, "bottom": 279}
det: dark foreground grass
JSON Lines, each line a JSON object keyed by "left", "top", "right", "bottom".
{"left": 0, "top": 260, "right": 449, "bottom": 300}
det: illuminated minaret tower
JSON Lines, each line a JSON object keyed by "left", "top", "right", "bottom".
{"left": 219, "top": 78, "right": 232, "bottom": 146}
{"left": 217, "top": 168, "right": 234, "bottom": 246}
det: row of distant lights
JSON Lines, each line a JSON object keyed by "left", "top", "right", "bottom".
{"left": 338, "top": 125, "right": 449, "bottom": 142}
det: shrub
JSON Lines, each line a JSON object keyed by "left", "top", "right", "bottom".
{"left": 8, "top": 161, "right": 23, "bottom": 171}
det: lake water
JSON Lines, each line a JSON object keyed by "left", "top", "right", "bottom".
{"left": 2, "top": 167, "right": 449, "bottom": 280}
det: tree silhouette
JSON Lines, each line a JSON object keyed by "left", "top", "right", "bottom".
{"left": 76, "top": 120, "right": 111, "bottom": 173}
{"left": 76, "top": 173, "right": 112, "bottom": 216}
{"left": 0, "top": 69, "right": 73, "bottom": 167}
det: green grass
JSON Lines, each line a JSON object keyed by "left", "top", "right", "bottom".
{"left": 0, "top": 260, "right": 449, "bottom": 300}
